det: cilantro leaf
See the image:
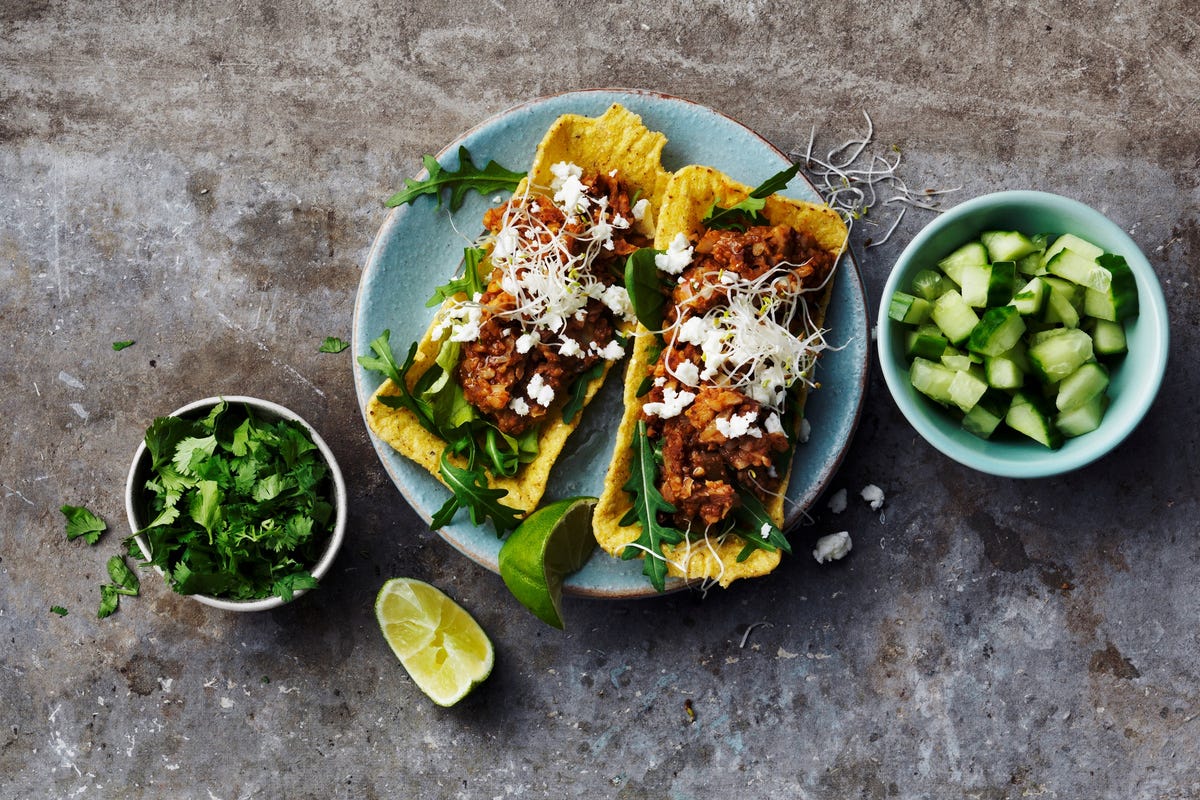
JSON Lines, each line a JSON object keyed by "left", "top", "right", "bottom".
{"left": 433, "top": 449, "right": 523, "bottom": 536}
{"left": 50, "top": 605, "right": 68, "bottom": 617}
{"left": 703, "top": 163, "right": 801, "bottom": 232}
{"left": 97, "top": 585, "right": 119, "bottom": 618}
{"left": 112, "top": 340, "right": 135, "bottom": 351}
{"left": 271, "top": 571, "right": 319, "bottom": 603}
{"left": 624, "top": 248, "right": 669, "bottom": 331}
{"left": 318, "top": 336, "right": 349, "bottom": 353}
{"left": 618, "top": 421, "right": 685, "bottom": 592}
{"left": 106, "top": 555, "right": 141, "bottom": 596}
{"left": 385, "top": 146, "right": 525, "bottom": 212}
{"left": 62, "top": 505, "right": 107, "bottom": 544}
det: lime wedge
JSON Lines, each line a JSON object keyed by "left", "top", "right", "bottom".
{"left": 374, "top": 578, "right": 494, "bottom": 706}
{"left": 498, "top": 496, "right": 597, "bottom": 629}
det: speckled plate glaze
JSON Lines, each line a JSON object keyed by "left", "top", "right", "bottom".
{"left": 353, "top": 89, "right": 869, "bottom": 598}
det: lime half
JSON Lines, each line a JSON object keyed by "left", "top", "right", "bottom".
{"left": 374, "top": 578, "right": 494, "bottom": 706}
{"left": 498, "top": 496, "right": 597, "bottom": 629}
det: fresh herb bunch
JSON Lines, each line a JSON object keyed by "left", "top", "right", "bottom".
{"left": 134, "top": 401, "right": 333, "bottom": 602}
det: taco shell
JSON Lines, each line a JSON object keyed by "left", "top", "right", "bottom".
{"left": 366, "top": 104, "right": 672, "bottom": 516}
{"left": 593, "top": 163, "right": 848, "bottom": 586}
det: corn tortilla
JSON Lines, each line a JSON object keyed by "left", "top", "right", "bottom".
{"left": 366, "top": 104, "right": 671, "bottom": 516}
{"left": 593, "top": 163, "right": 848, "bottom": 586}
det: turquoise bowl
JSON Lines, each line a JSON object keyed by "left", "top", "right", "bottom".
{"left": 877, "top": 190, "right": 1169, "bottom": 478}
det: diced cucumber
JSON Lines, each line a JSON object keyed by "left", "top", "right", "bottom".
{"left": 930, "top": 289, "right": 980, "bottom": 345}
{"left": 905, "top": 330, "right": 949, "bottom": 360}
{"left": 1041, "top": 278, "right": 1081, "bottom": 328}
{"left": 986, "top": 261, "right": 1018, "bottom": 306}
{"left": 1082, "top": 253, "right": 1139, "bottom": 321}
{"left": 968, "top": 305, "right": 1027, "bottom": 357}
{"left": 949, "top": 368, "right": 988, "bottom": 412}
{"left": 1088, "top": 318, "right": 1127, "bottom": 356}
{"left": 1027, "top": 328, "right": 1094, "bottom": 383}
{"left": 1045, "top": 248, "right": 1112, "bottom": 292}
{"left": 1028, "top": 327, "right": 1069, "bottom": 346}
{"left": 889, "top": 291, "right": 933, "bottom": 324}
{"left": 962, "top": 390, "right": 1010, "bottom": 439}
{"left": 1055, "top": 361, "right": 1109, "bottom": 412}
{"left": 909, "top": 357, "right": 956, "bottom": 405}
{"left": 941, "top": 348, "right": 978, "bottom": 372}
{"left": 981, "top": 230, "right": 1040, "bottom": 262}
{"left": 959, "top": 263, "right": 993, "bottom": 308}
{"left": 1005, "top": 391, "right": 1064, "bottom": 449}
{"left": 984, "top": 352, "right": 1025, "bottom": 390}
{"left": 937, "top": 242, "right": 989, "bottom": 286}
{"left": 1010, "top": 276, "right": 1050, "bottom": 316}
{"left": 1042, "top": 233, "right": 1104, "bottom": 265}
{"left": 910, "top": 269, "right": 949, "bottom": 302}
{"left": 1055, "top": 394, "right": 1109, "bottom": 438}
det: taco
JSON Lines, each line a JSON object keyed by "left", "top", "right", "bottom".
{"left": 366, "top": 104, "right": 673, "bottom": 522}
{"left": 593, "top": 163, "right": 848, "bottom": 588}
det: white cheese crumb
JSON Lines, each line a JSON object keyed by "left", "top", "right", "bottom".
{"left": 812, "top": 531, "right": 852, "bottom": 564}
{"left": 526, "top": 373, "right": 556, "bottom": 407}
{"left": 654, "top": 232, "right": 694, "bottom": 275}
{"left": 632, "top": 198, "right": 650, "bottom": 221}
{"left": 797, "top": 417, "right": 812, "bottom": 443}
{"left": 715, "top": 411, "right": 761, "bottom": 439}
{"left": 759, "top": 523, "right": 772, "bottom": 539}
{"left": 642, "top": 386, "right": 696, "bottom": 419}
{"left": 509, "top": 397, "right": 530, "bottom": 416}
{"left": 827, "top": 488, "right": 848, "bottom": 514}
{"left": 516, "top": 331, "right": 541, "bottom": 354}
{"left": 676, "top": 316, "right": 710, "bottom": 346}
{"left": 597, "top": 284, "right": 633, "bottom": 320}
{"left": 764, "top": 412, "right": 783, "bottom": 435}
{"left": 558, "top": 337, "right": 583, "bottom": 358}
{"left": 860, "top": 484, "right": 885, "bottom": 510}
{"left": 673, "top": 359, "right": 699, "bottom": 386}
{"left": 597, "top": 340, "right": 625, "bottom": 361}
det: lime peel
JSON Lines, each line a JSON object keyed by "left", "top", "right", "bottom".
{"left": 498, "top": 496, "right": 597, "bottom": 629}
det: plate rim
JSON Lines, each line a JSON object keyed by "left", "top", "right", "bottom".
{"left": 352, "top": 88, "right": 869, "bottom": 598}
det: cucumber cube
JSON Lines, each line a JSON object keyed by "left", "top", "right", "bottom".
{"left": 959, "top": 263, "right": 992, "bottom": 308}
{"left": 930, "top": 289, "right": 981, "bottom": 345}
{"left": 984, "top": 354, "right": 1025, "bottom": 390}
{"left": 1027, "top": 328, "right": 1094, "bottom": 384}
{"left": 981, "top": 230, "right": 1040, "bottom": 262}
{"left": 889, "top": 291, "right": 933, "bottom": 324}
{"left": 905, "top": 331, "right": 949, "bottom": 360}
{"left": 910, "top": 269, "right": 948, "bottom": 302}
{"left": 909, "top": 357, "right": 957, "bottom": 405}
{"left": 1006, "top": 391, "right": 1064, "bottom": 449}
{"left": 1043, "top": 233, "right": 1104, "bottom": 265}
{"left": 962, "top": 391, "right": 1009, "bottom": 439}
{"left": 1055, "top": 394, "right": 1109, "bottom": 438}
{"left": 938, "top": 242, "right": 989, "bottom": 286}
{"left": 1088, "top": 318, "right": 1127, "bottom": 356}
{"left": 1055, "top": 362, "right": 1109, "bottom": 412}
{"left": 968, "top": 305, "right": 1027, "bottom": 357}
{"left": 1010, "top": 276, "right": 1051, "bottom": 316}
{"left": 986, "top": 261, "right": 1018, "bottom": 306}
{"left": 1045, "top": 249, "right": 1112, "bottom": 293}
{"left": 949, "top": 368, "right": 989, "bottom": 412}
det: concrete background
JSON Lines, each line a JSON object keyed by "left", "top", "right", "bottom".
{"left": 2, "top": 1, "right": 1198, "bottom": 798}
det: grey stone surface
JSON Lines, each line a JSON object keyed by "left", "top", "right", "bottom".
{"left": 2, "top": 1, "right": 1199, "bottom": 798}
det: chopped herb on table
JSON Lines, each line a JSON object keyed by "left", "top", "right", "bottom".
{"left": 319, "top": 336, "right": 350, "bottom": 354}
{"left": 61, "top": 505, "right": 107, "bottom": 544}
{"left": 50, "top": 605, "right": 68, "bottom": 617}
{"left": 112, "top": 340, "right": 135, "bottom": 351}
{"left": 132, "top": 400, "right": 335, "bottom": 603}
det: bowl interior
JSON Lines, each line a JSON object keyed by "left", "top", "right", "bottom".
{"left": 125, "top": 396, "right": 347, "bottom": 611}
{"left": 877, "top": 191, "right": 1169, "bottom": 477}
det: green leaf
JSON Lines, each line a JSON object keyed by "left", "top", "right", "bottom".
{"left": 318, "top": 336, "right": 349, "bottom": 353}
{"left": 618, "top": 421, "right": 685, "bottom": 592}
{"left": 271, "top": 571, "right": 319, "bottom": 603}
{"left": 625, "top": 248, "right": 669, "bottom": 331}
{"left": 433, "top": 449, "right": 523, "bottom": 536}
{"left": 189, "top": 480, "right": 223, "bottom": 534}
{"left": 107, "top": 555, "right": 141, "bottom": 596}
{"left": 97, "top": 584, "right": 119, "bottom": 618}
{"left": 427, "top": 246, "right": 488, "bottom": 308}
{"left": 50, "top": 605, "right": 68, "bottom": 616}
{"left": 62, "top": 505, "right": 107, "bottom": 544}
{"left": 562, "top": 360, "right": 607, "bottom": 424}
{"left": 703, "top": 163, "right": 801, "bottom": 232}
{"left": 112, "top": 340, "right": 135, "bottom": 351}
{"left": 359, "top": 333, "right": 440, "bottom": 437}
{"left": 384, "top": 146, "right": 525, "bottom": 212}
{"left": 731, "top": 488, "right": 792, "bottom": 559}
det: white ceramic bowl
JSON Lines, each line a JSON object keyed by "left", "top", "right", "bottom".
{"left": 125, "top": 396, "right": 347, "bottom": 611}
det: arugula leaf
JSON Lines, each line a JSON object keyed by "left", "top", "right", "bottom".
{"left": 433, "top": 449, "right": 523, "bottom": 536}
{"left": 618, "top": 421, "right": 685, "bottom": 592}
{"left": 360, "top": 333, "right": 439, "bottom": 436}
{"left": 385, "top": 146, "right": 525, "bottom": 212}
{"left": 731, "top": 488, "right": 792, "bottom": 561}
{"left": 562, "top": 360, "right": 607, "bottom": 424}
{"left": 703, "top": 163, "right": 801, "bottom": 232}
{"left": 97, "top": 585, "right": 119, "bottom": 618}
{"left": 427, "top": 246, "right": 488, "bottom": 308}
{"left": 625, "top": 247, "right": 669, "bottom": 331}
{"left": 50, "top": 605, "right": 68, "bottom": 617}
{"left": 112, "top": 340, "right": 135, "bottom": 351}
{"left": 62, "top": 505, "right": 106, "bottom": 544}
{"left": 318, "top": 336, "right": 349, "bottom": 353}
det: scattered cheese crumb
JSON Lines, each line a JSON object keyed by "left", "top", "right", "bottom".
{"left": 860, "top": 484, "right": 885, "bottom": 510}
{"left": 527, "top": 373, "right": 555, "bottom": 407}
{"left": 596, "top": 340, "right": 625, "bottom": 361}
{"left": 764, "top": 412, "right": 783, "bottom": 435}
{"left": 715, "top": 411, "right": 761, "bottom": 439}
{"left": 812, "top": 531, "right": 852, "bottom": 564}
{"left": 827, "top": 488, "right": 848, "bottom": 514}
{"left": 509, "top": 397, "right": 530, "bottom": 416}
{"left": 632, "top": 198, "right": 650, "bottom": 221}
{"left": 516, "top": 331, "right": 540, "bottom": 354}
{"left": 759, "top": 523, "right": 772, "bottom": 539}
{"left": 673, "top": 359, "right": 700, "bottom": 386}
{"left": 655, "top": 232, "right": 694, "bottom": 275}
{"left": 643, "top": 386, "right": 696, "bottom": 419}
{"left": 558, "top": 337, "right": 583, "bottom": 358}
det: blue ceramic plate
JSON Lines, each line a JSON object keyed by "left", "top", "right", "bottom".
{"left": 353, "top": 89, "right": 869, "bottom": 597}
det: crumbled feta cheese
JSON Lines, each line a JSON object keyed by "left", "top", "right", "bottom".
{"left": 797, "top": 417, "right": 812, "bottom": 443}
{"left": 759, "top": 523, "right": 772, "bottom": 539}
{"left": 642, "top": 386, "right": 696, "bottom": 419}
{"left": 558, "top": 337, "right": 583, "bottom": 358}
{"left": 527, "top": 373, "right": 555, "bottom": 407}
{"left": 654, "top": 232, "right": 694, "bottom": 275}
{"left": 715, "top": 411, "right": 761, "bottom": 439}
{"left": 861, "top": 484, "right": 885, "bottom": 510}
{"left": 493, "top": 226, "right": 521, "bottom": 264}
{"left": 596, "top": 339, "right": 625, "bottom": 361}
{"left": 516, "top": 331, "right": 541, "bottom": 354}
{"left": 509, "top": 397, "right": 530, "bottom": 416}
{"left": 673, "top": 359, "right": 699, "bottom": 386}
{"left": 653, "top": 376, "right": 666, "bottom": 387}
{"left": 764, "top": 412, "right": 783, "bottom": 435}
{"left": 827, "top": 488, "right": 848, "bottom": 514}
{"left": 552, "top": 169, "right": 590, "bottom": 214}
{"left": 597, "top": 285, "right": 633, "bottom": 320}
{"left": 549, "top": 161, "right": 582, "bottom": 188}
{"left": 812, "top": 531, "right": 852, "bottom": 564}
{"left": 676, "top": 316, "right": 710, "bottom": 346}
{"left": 631, "top": 198, "right": 650, "bottom": 221}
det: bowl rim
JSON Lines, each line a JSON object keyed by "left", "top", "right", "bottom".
{"left": 876, "top": 189, "right": 1170, "bottom": 478}
{"left": 125, "top": 395, "right": 348, "bottom": 612}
